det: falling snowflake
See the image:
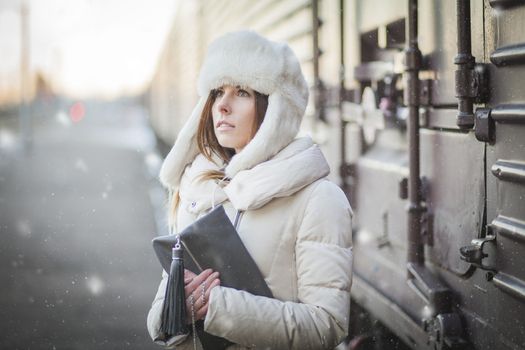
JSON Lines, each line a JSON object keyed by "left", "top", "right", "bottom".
{"left": 145, "top": 152, "right": 162, "bottom": 171}
{"left": 0, "top": 129, "right": 17, "bottom": 151}
{"left": 16, "top": 220, "right": 32, "bottom": 237}
{"left": 75, "top": 158, "right": 88, "bottom": 173}
{"left": 55, "top": 111, "right": 71, "bottom": 126}
{"left": 85, "top": 275, "right": 105, "bottom": 295}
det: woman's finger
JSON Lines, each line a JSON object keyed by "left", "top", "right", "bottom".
{"left": 194, "top": 278, "right": 221, "bottom": 315}
{"left": 195, "top": 303, "right": 209, "bottom": 321}
{"left": 193, "top": 272, "right": 219, "bottom": 307}
{"left": 202, "top": 271, "right": 219, "bottom": 292}
{"left": 184, "top": 269, "right": 197, "bottom": 284}
{"left": 184, "top": 269, "right": 213, "bottom": 295}
{"left": 186, "top": 278, "right": 220, "bottom": 323}
{"left": 184, "top": 269, "right": 216, "bottom": 324}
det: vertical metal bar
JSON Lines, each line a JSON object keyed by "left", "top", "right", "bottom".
{"left": 457, "top": 0, "right": 471, "bottom": 54}
{"left": 311, "top": 0, "right": 325, "bottom": 122}
{"left": 405, "top": 0, "right": 424, "bottom": 268}
{"left": 312, "top": 0, "right": 320, "bottom": 86}
{"left": 455, "top": 0, "right": 475, "bottom": 129}
{"left": 339, "top": 0, "right": 348, "bottom": 192}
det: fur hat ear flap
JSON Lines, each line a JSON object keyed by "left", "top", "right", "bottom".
{"left": 224, "top": 91, "right": 303, "bottom": 178}
{"left": 159, "top": 96, "right": 207, "bottom": 189}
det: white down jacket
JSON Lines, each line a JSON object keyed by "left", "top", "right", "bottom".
{"left": 147, "top": 137, "right": 353, "bottom": 349}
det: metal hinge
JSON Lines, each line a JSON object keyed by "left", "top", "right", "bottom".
{"left": 459, "top": 231, "right": 496, "bottom": 271}
{"left": 423, "top": 313, "right": 469, "bottom": 350}
{"left": 474, "top": 108, "right": 495, "bottom": 143}
{"left": 455, "top": 62, "right": 490, "bottom": 129}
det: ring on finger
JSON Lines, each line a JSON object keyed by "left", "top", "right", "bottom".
{"left": 201, "top": 282, "right": 206, "bottom": 307}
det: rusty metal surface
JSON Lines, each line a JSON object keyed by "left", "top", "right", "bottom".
{"left": 417, "top": 0, "right": 485, "bottom": 107}
{"left": 352, "top": 129, "right": 424, "bottom": 323}
{"left": 420, "top": 129, "right": 485, "bottom": 275}
{"left": 485, "top": 2, "right": 525, "bottom": 294}
{"left": 487, "top": 123, "right": 525, "bottom": 285}
{"left": 437, "top": 266, "right": 525, "bottom": 350}
{"left": 424, "top": 108, "right": 463, "bottom": 130}
{"left": 486, "top": 4, "right": 525, "bottom": 104}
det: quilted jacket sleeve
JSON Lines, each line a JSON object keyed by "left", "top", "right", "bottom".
{"left": 203, "top": 181, "right": 353, "bottom": 349}
{"left": 147, "top": 271, "right": 200, "bottom": 349}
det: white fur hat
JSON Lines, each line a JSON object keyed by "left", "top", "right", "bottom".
{"left": 159, "top": 31, "right": 309, "bottom": 189}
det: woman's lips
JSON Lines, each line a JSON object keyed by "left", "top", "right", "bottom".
{"left": 216, "top": 120, "right": 235, "bottom": 130}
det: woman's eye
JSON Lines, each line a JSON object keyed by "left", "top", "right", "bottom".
{"left": 237, "top": 89, "right": 250, "bottom": 97}
{"left": 215, "top": 89, "right": 224, "bottom": 97}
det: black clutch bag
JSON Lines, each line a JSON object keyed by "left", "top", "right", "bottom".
{"left": 152, "top": 205, "right": 273, "bottom": 349}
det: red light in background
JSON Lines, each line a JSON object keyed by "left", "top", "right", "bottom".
{"left": 70, "top": 102, "right": 85, "bottom": 123}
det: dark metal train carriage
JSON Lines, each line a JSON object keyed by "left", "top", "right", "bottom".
{"left": 342, "top": 1, "right": 525, "bottom": 349}
{"left": 147, "top": 1, "right": 525, "bottom": 349}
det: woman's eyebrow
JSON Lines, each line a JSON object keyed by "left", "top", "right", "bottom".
{"left": 235, "top": 85, "right": 253, "bottom": 93}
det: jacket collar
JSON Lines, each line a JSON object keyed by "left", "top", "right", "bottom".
{"left": 179, "top": 137, "right": 330, "bottom": 213}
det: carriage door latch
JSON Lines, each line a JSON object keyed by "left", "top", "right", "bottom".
{"left": 459, "top": 232, "right": 496, "bottom": 271}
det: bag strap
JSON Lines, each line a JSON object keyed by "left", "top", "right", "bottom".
{"left": 233, "top": 210, "right": 243, "bottom": 229}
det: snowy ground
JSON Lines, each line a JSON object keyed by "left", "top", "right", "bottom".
{"left": 0, "top": 99, "right": 167, "bottom": 349}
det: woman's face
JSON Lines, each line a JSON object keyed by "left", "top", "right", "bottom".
{"left": 212, "top": 85, "right": 256, "bottom": 154}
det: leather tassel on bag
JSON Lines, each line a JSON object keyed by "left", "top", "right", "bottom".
{"left": 160, "top": 235, "right": 188, "bottom": 337}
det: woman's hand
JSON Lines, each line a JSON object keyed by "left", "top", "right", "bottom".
{"left": 183, "top": 269, "right": 220, "bottom": 324}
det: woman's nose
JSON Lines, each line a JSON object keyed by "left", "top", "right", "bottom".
{"left": 217, "top": 95, "right": 232, "bottom": 115}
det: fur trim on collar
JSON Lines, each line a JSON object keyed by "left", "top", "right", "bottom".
{"left": 159, "top": 31, "right": 309, "bottom": 190}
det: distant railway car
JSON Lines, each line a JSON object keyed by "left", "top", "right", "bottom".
{"left": 148, "top": 1, "right": 525, "bottom": 349}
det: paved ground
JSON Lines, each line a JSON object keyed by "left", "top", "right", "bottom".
{"left": 0, "top": 99, "right": 168, "bottom": 349}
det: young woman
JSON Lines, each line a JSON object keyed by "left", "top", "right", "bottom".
{"left": 147, "top": 31, "right": 353, "bottom": 349}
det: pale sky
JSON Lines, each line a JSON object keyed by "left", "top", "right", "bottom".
{"left": 0, "top": 0, "right": 177, "bottom": 99}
